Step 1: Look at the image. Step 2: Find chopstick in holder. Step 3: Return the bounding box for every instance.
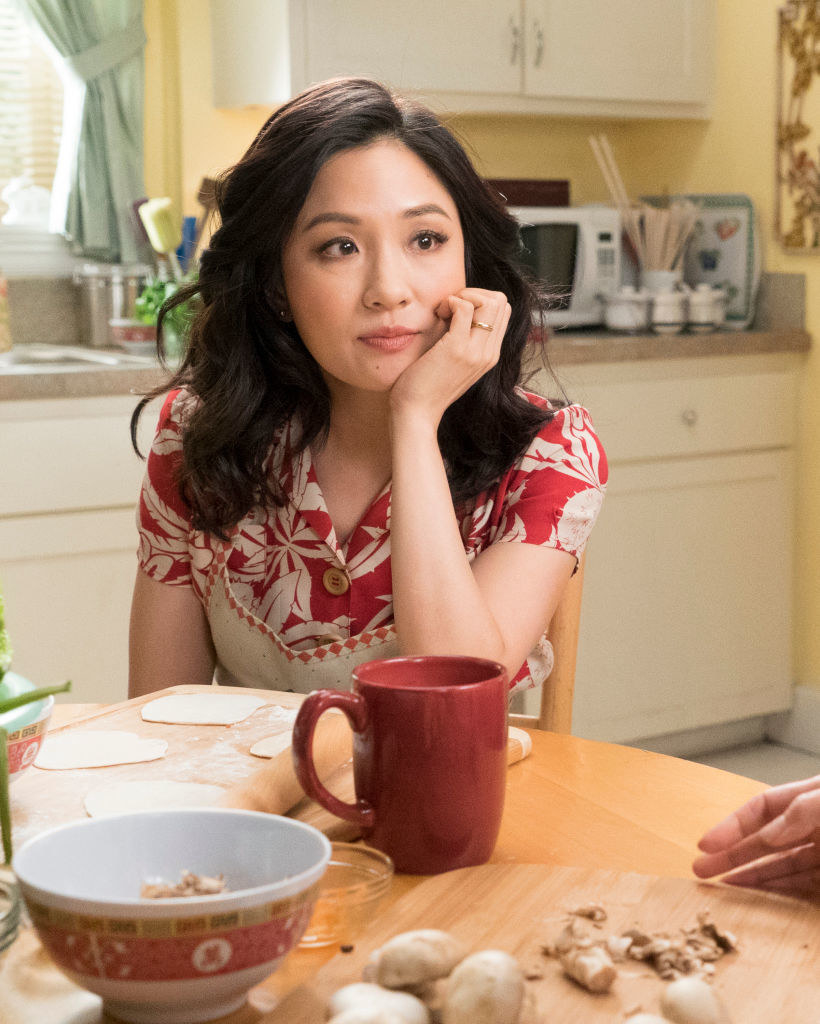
[667,199,699,271]
[589,133,646,268]
[597,135,632,210]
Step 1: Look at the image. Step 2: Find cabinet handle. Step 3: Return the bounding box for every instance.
[509,16,521,65]
[681,408,698,426]
[532,20,544,67]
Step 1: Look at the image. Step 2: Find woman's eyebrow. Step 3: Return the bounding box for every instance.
[303,211,359,231]
[403,203,451,220]
[302,203,451,232]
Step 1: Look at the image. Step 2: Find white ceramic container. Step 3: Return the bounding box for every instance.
[650,289,688,335]
[13,810,331,1024]
[687,283,727,333]
[602,286,652,332]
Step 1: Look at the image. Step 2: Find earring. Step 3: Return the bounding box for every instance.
[279,308,293,322]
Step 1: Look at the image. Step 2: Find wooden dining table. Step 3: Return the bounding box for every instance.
[4,698,815,1023]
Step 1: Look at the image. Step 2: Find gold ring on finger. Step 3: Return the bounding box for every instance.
[471,320,494,332]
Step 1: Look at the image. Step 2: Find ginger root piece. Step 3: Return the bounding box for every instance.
[661,976,732,1024]
[369,929,467,989]
[571,903,607,922]
[560,945,617,994]
[442,950,525,1024]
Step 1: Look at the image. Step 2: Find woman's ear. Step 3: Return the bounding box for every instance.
[267,284,292,321]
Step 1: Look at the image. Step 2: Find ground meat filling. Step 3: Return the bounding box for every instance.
[140,870,227,899]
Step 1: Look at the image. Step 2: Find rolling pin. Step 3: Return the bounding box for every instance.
[220,722,532,819]
[221,711,353,815]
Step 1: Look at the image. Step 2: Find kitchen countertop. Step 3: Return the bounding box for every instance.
[544,325,811,365]
[0,328,811,401]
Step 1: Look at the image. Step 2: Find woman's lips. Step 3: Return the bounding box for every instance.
[358,327,420,352]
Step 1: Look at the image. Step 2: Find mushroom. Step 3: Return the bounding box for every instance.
[560,945,617,994]
[442,949,524,1024]
[660,976,732,1024]
[368,929,467,989]
[624,1016,672,1024]
[327,982,430,1024]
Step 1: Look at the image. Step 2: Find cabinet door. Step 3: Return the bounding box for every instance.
[524,0,713,108]
[298,0,522,96]
[0,510,136,704]
[572,449,793,744]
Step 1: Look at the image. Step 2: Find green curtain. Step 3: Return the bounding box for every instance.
[20,0,147,264]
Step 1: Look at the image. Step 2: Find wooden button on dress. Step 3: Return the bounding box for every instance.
[322,566,350,596]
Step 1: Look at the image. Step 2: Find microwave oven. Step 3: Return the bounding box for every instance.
[509,204,622,327]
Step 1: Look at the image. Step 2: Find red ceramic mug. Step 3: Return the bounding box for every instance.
[291,656,509,875]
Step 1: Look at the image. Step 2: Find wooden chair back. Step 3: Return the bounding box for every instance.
[509,553,586,733]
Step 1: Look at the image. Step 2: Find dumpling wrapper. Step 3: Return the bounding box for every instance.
[249,709,343,758]
[84,780,226,817]
[249,732,292,759]
[141,692,267,726]
[34,730,167,770]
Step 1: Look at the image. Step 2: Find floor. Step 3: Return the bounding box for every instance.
[691,741,820,786]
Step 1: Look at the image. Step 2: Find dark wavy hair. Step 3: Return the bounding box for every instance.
[132,77,559,538]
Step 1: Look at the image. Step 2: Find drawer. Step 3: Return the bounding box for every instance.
[541,369,798,462]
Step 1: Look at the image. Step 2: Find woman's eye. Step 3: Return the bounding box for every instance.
[319,238,358,257]
[413,231,448,252]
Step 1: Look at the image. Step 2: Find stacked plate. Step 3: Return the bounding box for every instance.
[0,225,76,279]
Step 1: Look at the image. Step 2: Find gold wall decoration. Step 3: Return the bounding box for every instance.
[777,1,820,248]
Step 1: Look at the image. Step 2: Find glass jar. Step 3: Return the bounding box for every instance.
[0,874,20,953]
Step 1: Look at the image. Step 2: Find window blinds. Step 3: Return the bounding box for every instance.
[0,0,63,208]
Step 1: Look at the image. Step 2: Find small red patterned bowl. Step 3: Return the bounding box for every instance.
[0,671,54,784]
[13,810,331,1023]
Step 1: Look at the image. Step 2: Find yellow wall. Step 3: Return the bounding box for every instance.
[144,0,820,692]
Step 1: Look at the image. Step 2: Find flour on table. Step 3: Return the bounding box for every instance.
[34,730,168,770]
[249,705,344,757]
[140,692,267,726]
[249,732,293,758]
[84,780,226,817]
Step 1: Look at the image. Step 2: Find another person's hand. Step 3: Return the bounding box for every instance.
[692,774,820,898]
[389,288,511,426]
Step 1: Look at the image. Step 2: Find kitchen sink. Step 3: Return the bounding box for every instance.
[0,344,159,374]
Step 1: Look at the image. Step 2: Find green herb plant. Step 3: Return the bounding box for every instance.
[134,274,199,361]
[0,585,70,864]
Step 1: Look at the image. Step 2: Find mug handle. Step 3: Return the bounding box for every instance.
[291,689,375,828]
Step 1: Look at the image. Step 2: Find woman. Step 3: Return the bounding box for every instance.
[128,77,607,699]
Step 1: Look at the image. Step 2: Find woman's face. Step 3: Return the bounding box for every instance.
[281,139,467,397]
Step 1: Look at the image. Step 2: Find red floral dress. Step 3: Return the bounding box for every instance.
[136,389,607,691]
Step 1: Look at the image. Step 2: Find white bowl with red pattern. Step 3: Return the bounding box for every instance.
[0,671,54,783]
[13,810,331,1023]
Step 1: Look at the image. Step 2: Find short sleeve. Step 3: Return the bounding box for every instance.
[135,390,195,587]
[492,403,607,560]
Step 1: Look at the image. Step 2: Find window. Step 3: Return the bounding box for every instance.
[0,0,64,218]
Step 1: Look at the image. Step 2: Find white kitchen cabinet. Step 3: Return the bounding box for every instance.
[0,395,158,704]
[523,1,714,113]
[210,0,715,119]
[526,352,799,744]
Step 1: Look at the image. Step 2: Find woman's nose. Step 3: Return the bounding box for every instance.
[362,251,411,309]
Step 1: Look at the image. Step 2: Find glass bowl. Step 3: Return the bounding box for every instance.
[299,842,394,949]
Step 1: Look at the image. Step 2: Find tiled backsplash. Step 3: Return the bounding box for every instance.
[4,271,806,351]
[7,277,80,347]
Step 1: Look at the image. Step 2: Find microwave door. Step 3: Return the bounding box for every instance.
[520,222,575,318]
[520,222,604,327]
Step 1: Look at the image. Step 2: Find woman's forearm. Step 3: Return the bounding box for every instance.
[389,409,508,666]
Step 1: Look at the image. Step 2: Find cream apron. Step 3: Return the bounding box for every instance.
[203,535,400,693]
